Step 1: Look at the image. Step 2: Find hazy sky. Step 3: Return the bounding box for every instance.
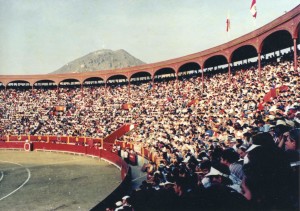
[0,0,299,75]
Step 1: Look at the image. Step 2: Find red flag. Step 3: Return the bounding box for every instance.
[250,0,257,18]
[226,16,230,32]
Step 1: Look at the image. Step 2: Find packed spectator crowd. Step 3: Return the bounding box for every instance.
[109,58,300,210]
[0,55,299,210]
[0,85,131,138]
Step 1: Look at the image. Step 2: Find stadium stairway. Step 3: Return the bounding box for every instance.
[129,158,147,191]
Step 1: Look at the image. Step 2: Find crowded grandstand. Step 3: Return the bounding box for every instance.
[0,4,300,211]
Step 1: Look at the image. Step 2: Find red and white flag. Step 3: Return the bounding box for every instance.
[250,0,257,18]
[226,15,230,32]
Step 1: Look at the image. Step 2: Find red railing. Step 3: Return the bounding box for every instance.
[1,135,102,145]
[1,123,136,148]
[104,124,136,143]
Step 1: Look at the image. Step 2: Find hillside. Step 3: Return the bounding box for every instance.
[50,49,146,74]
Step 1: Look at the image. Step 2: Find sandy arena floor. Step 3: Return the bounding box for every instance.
[0,150,121,211]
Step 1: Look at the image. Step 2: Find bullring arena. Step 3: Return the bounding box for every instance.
[0,4,300,211]
[0,150,120,211]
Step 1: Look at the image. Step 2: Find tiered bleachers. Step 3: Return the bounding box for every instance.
[0,58,299,210]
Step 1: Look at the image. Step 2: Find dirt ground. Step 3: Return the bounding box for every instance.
[0,150,121,211]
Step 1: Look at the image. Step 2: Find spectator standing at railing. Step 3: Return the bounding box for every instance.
[122,147,129,164]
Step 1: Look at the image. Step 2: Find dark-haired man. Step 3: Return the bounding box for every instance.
[221,149,244,180]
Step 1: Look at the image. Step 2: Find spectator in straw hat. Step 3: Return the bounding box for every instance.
[114,201,123,210]
[115,195,134,211]
[200,163,248,210]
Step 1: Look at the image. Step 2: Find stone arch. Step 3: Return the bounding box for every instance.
[130,71,152,84]
[83,77,105,87]
[33,79,57,89]
[107,74,128,86]
[203,55,228,74]
[7,80,31,90]
[178,62,201,80]
[230,45,258,71]
[259,30,293,63]
[153,67,176,82]
[58,78,81,88]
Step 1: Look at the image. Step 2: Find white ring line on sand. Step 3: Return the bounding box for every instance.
[0,171,3,182]
[0,159,85,174]
[0,161,31,201]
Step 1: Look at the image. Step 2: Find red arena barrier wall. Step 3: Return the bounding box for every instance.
[33,142,87,154]
[0,140,130,181]
[0,141,24,149]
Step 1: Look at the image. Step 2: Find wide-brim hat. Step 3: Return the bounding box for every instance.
[115,201,122,207]
[205,167,229,177]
